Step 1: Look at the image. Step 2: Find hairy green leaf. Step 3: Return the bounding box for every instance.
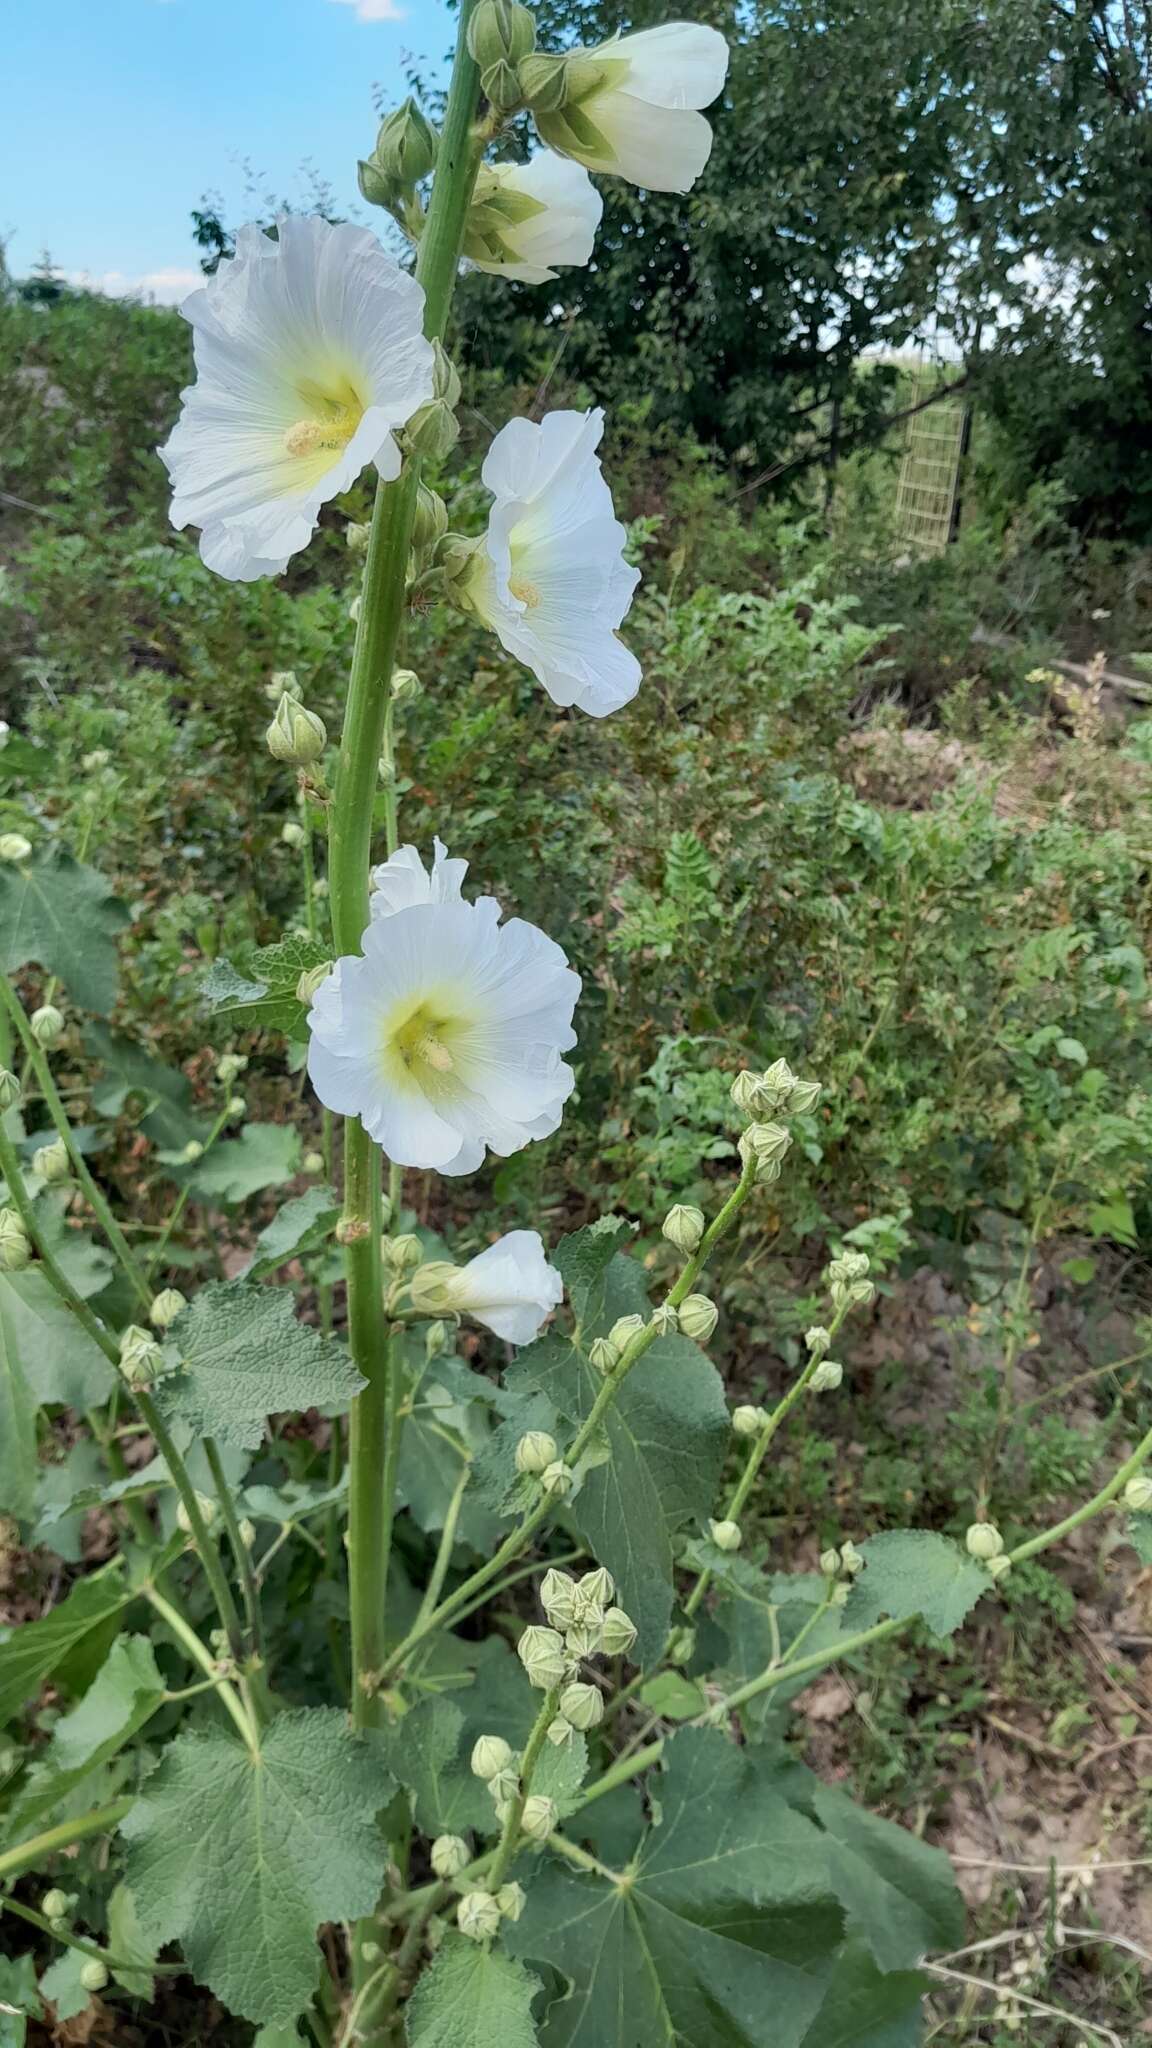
[38,1951,88,2025]
[199,936,328,1041]
[0,1954,41,2047]
[555,1218,636,1321]
[157,1280,363,1448]
[120,1709,391,2026]
[844,1531,989,1639]
[405,1936,541,2048]
[0,1563,129,1724]
[0,851,129,1013]
[188,1123,302,1203]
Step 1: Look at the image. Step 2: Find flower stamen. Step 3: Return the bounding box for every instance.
[509,576,541,609]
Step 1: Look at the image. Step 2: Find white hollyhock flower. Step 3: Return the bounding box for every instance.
[534,23,730,194]
[465,154,603,286]
[160,216,435,581]
[369,836,472,918]
[461,408,641,718]
[307,849,580,1173]
[413,1231,564,1344]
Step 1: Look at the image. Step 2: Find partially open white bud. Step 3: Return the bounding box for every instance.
[559,1680,604,1731]
[965,1521,1004,1562]
[732,1405,766,1437]
[810,1359,843,1393]
[662,1204,705,1254]
[709,1519,743,1553]
[470,1734,513,1781]
[431,1833,470,1879]
[521,1793,557,1842]
[515,1430,558,1476]
[149,1288,186,1331]
[517,1624,567,1689]
[679,1294,718,1342]
[296,962,331,1005]
[457,1890,501,1942]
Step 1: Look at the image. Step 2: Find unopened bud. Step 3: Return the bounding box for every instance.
[667,1625,696,1666]
[739,1122,792,1180]
[574,1566,613,1618]
[607,1313,644,1354]
[564,1619,602,1661]
[650,1302,678,1336]
[838,1539,864,1576]
[405,344,462,461]
[805,1326,832,1355]
[678,1294,718,1342]
[599,1605,638,1658]
[0,1067,21,1112]
[266,692,326,765]
[181,1139,204,1163]
[849,1278,876,1306]
[519,51,570,113]
[302,1150,325,1174]
[521,1793,557,1842]
[79,1958,108,1992]
[786,1077,822,1114]
[515,1430,558,1476]
[412,482,449,560]
[517,1624,567,1689]
[424,1320,449,1360]
[546,1715,574,1746]
[391,666,423,704]
[732,1405,767,1437]
[709,1519,743,1553]
[471,1734,513,1781]
[589,1335,620,1374]
[965,1521,1004,1561]
[149,1288,186,1331]
[31,1004,64,1049]
[1124,1475,1152,1512]
[486,1766,519,1810]
[41,1889,70,1922]
[0,1210,31,1272]
[281,820,307,850]
[662,1203,704,1254]
[0,832,32,863]
[215,1052,247,1085]
[431,1833,470,1879]
[175,1491,219,1535]
[296,963,332,1006]
[226,1095,246,1119]
[496,1880,526,1922]
[373,98,438,191]
[820,1547,841,1578]
[384,1232,423,1274]
[120,1324,165,1387]
[810,1359,843,1393]
[267,670,299,701]
[469,0,536,77]
[457,1890,501,1942]
[540,1567,580,1630]
[238,1518,257,1549]
[541,1459,572,1495]
[559,1680,604,1731]
[36,1136,71,1183]
[346,520,370,554]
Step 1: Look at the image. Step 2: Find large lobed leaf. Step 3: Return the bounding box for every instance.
[844,1530,989,1639]
[0,851,129,1014]
[199,935,329,1042]
[405,1937,541,2048]
[157,1280,363,1448]
[120,1709,392,2026]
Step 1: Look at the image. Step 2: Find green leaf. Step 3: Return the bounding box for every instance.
[157,1280,363,1449]
[506,1728,850,2048]
[809,1780,964,1969]
[108,1880,159,2003]
[0,851,129,1013]
[405,1936,542,2048]
[199,935,328,1042]
[38,1950,89,2025]
[0,1269,116,1521]
[639,1671,708,1720]
[507,1256,729,1662]
[398,1348,501,1551]
[844,1531,989,1639]
[555,1219,636,1321]
[1125,1514,1152,1565]
[47,1634,165,1774]
[796,1945,925,2048]
[84,1023,212,1153]
[120,1709,392,2026]
[246,1185,339,1279]
[0,1563,129,1724]
[188,1123,302,1203]
[0,1955,41,2047]
[32,1439,106,1563]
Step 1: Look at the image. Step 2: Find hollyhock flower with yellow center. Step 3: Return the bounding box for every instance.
[160,216,435,581]
[307,842,580,1174]
[459,408,641,718]
[463,153,603,286]
[531,23,730,195]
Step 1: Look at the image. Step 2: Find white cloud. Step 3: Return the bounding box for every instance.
[63,266,202,307]
[328,0,407,19]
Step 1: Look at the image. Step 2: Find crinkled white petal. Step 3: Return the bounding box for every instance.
[445,1230,564,1344]
[471,409,641,718]
[370,837,475,916]
[160,215,436,581]
[472,155,603,286]
[306,886,580,1175]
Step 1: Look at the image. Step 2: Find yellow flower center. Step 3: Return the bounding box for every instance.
[282,373,366,466]
[383,997,470,1097]
[509,575,541,609]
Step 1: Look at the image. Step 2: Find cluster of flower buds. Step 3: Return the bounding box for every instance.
[0,1207,31,1273]
[359,98,439,229]
[42,1888,75,1933]
[819,1539,864,1601]
[512,1565,638,1745]
[965,1520,1011,1580]
[215,1052,248,1088]
[826,1250,875,1313]
[589,1312,644,1375]
[731,1059,821,1121]
[467,1733,559,1857]
[266,690,327,766]
[467,0,538,111]
[737,1120,792,1187]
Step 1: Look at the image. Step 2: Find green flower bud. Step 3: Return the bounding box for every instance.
[175,1490,218,1535]
[589,1335,620,1374]
[36,1136,71,1184]
[302,1150,325,1175]
[662,1203,705,1254]
[732,1405,767,1437]
[785,1077,822,1114]
[226,1095,246,1119]
[79,1958,108,1993]
[574,1565,614,1618]
[518,50,570,113]
[0,1067,22,1112]
[849,1278,876,1306]
[457,1890,501,1942]
[666,1626,695,1666]
[41,1889,70,1921]
[599,1605,638,1658]
[564,1619,602,1661]
[267,670,299,701]
[431,1833,471,1879]
[819,1547,841,1578]
[607,1313,644,1354]
[541,1459,572,1496]
[487,1766,519,1809]
[559,1680,604,1731]
[830,1580,850,1606]
[384,1233,423,1274]
[0,832,32,863]
[517,1624,567,1689]
[468,0,536,73]
[408,1259,460,1312]
[650,1302,679,1336]
[424,1320,450,1361]
[183,1139,205,1164]
[346,520,370,555]
[82,747,111,771]
[729,1069,766,1116]
[1124,1475,1152,1512]
[805,1326,832,1356]
[238,1517,257,1549]
[360,1940,382,1962]
[470,1733,513,1781]
[31,1004,65,1049]
[521,1793,557,1842]
[358,155,397,210]
[986,1554,1012,1582]
[515,1430,558,1476]
[281,819,306,850]
[149,1288,186,1331]
[678,1294,718,1342]
[810,1359,843,1393]
[0,1209,31,1272]
[496,1880,526,1922]
[391,665,424,704]
[215,1052,248,1086]
[539,1567,580,1630]
[739,1122,792,1181]
[546,1714,575,1746]
[709,1519,742,1553]
[405,342,462,460]
[838,1539,864,1576]
[965,1521,1004,1562]
[266,692,327,765]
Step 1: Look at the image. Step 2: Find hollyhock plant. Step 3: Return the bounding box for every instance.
[529,22,730,194]
[160,215,435,580]
[409,1229,564,1343]
[459,407,641,717]
[463,152,603,284]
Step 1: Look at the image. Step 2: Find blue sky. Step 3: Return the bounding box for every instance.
[3,0,455,299]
